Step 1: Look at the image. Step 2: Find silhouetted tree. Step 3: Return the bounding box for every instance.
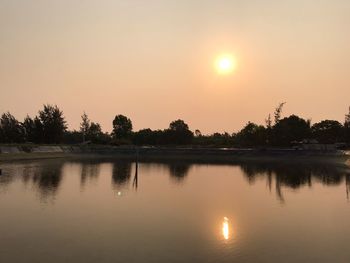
[87,122,105,143]
[272,115,311,146]
[345,107,350,144]
[274,102,286,124]
[22,115,45,143]
[265,114,272,129]
[80,112,90,143]
[169,119,189,131]
[133,128,156,145]
[63,130,82,144]
[0,125,3,143]
[78,112,108,144]
[192,132,235,146]
[22,115,36,142]
[0,112,24,143]
[1,102,349,148]
[195,129,202,137]
[112,114,132,139]
[166,119,193,144]
[312,120,343,143]
[263,102,286,146]
[265,114,273,145]
[39,104,67,144]
[234,122,267,147]
[346,107,350,125]
[32,116,44,143]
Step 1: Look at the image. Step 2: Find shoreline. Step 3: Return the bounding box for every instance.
[0,145,349,166]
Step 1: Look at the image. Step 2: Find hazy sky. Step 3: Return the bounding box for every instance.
[1,0,349,134]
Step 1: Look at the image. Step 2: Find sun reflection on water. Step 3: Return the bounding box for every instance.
[222,217,230,240]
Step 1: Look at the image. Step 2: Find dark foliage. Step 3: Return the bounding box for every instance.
[1,104,349,148]
[345,107,350,144]
[80,112,90,142]
[22,115,35,143]
[193,132,234,146]
[39,104,67,144]
[312,120,343,143]
[133,128,158,145]
[63,130,83,144]
[79,112,110,144]
[87,122,104,143]
[274,102,286,125]
[271,115,311,146]
[234,122,267,147]
[112,115,133,139]
[0,112,24,143]
[165,119,194,145]
[132,120,193,145]
[22,115,44,143]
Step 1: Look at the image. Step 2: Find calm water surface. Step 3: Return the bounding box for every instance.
[0,159,350,262]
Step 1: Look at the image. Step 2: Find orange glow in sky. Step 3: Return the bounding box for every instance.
[216,55,236,74]
[0,1,349,133]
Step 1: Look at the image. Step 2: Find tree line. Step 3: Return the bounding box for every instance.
[0,103,350,147]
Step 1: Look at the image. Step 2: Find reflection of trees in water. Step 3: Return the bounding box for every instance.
[80,162,100,188]
[0,168,15,193]
[0,165,39,193]
[168,163,191,183]
[0,161,65,201]
[127,161,191,186]
[132,162,138,190]
[31,163,64,201]
[240,162,350,202]
[111,161,132,188]
[242,164,313,188]
[346,175,350,200]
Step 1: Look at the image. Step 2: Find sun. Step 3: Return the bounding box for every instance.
[215,55,236,74]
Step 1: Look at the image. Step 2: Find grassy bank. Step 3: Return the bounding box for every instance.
[0,145,349,166]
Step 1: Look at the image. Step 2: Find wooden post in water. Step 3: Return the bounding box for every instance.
[136,146,139,164]
[133,147,139,190]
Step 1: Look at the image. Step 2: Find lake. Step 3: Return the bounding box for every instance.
[0,159,350,262]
